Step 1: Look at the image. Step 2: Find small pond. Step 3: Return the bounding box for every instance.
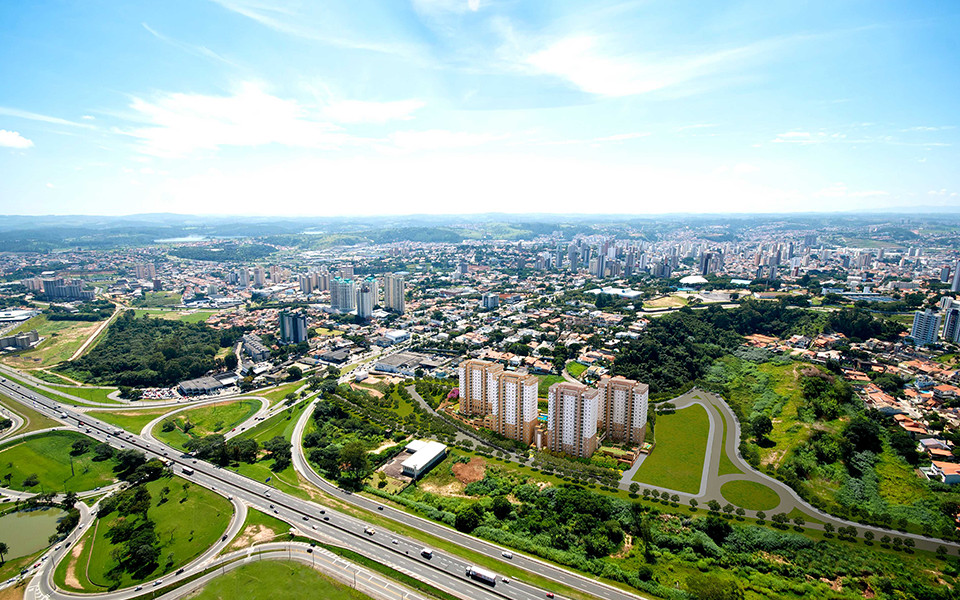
[0,507,67,559]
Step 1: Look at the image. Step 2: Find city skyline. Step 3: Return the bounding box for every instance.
[1,1,958,216]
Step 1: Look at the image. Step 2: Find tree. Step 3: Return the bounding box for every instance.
[707,499,721,512]
[793,516,805,528]
[224,352,238,370]
[735,507,745,518]
[689,498,698,510]
[750,414,773,441]
[771,512,789,526]
[671,494,680,504]
[629,483,640,495]
[642,488,650,499]
[0,541,7,564]
[686,573,744,600]
[491,496,512,520]
[823,522,834,536]
[755,511,765,522]
[338,441,370,486]
[722,503,734,516]
[62,491,79,509]
[936,545,948,559]
[903,538,915,552]
[263,436,292,471]
[863,530,874,543]
[286,366,302,381]
[455,503,483,533]
[880,535,891,546]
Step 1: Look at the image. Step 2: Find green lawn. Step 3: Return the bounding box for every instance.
[230,460,312,502]
[720,480,781,511]
[155,400,260,450]
[537,374,565,398]
[135,292,182,308]
[47,385,121,404]
[565,361,587,379]
[632,403,709,494]
[238,401,309,445]
[131,309,218,323]
[260,381,305,406]
[189,560,372,600]
[0,431,117,492]
[87,407,181,434]
[223,508,291,553]
[55,475,232,591]
[0,393,60,433]
[714,407,742,477]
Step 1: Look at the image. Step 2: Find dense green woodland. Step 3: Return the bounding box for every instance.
[613,300,903,394]
[168,243,276,262]
[62,312,244,386]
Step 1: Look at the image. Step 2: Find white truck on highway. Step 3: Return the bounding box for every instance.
[181,466,194,475]
[465,566,497,585]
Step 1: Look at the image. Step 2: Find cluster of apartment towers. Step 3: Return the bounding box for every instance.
[458,359,648,458]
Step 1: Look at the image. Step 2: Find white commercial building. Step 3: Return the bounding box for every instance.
[401,440,447,478]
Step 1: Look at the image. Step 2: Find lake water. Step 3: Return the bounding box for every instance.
[0,507,67,559]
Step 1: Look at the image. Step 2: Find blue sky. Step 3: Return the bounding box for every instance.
[1,0,958,216]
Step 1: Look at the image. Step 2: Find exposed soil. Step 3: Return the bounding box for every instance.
[64,537,85,589]
[452,457,486,484]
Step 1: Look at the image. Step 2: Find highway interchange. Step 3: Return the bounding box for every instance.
[0,374,645,600]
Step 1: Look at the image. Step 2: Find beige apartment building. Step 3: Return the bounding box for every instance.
[458,359,539,445]
[546,381,599,458]
[597,375,649,444]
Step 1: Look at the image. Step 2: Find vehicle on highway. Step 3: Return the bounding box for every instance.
[502,551,513,559]
[182,466,194,475]
[420,548,433,558]
[364,527,376,535]
[466,565,498,585]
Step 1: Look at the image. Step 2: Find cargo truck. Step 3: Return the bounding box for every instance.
[465,566,497,585]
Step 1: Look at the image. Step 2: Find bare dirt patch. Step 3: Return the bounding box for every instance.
[64,537,85,589]
[452,457,486,484]
[352,383,384,398]
[611,534,633,559]
[226,524,281,552]
[0,584,26,600]
[421,481,466,497]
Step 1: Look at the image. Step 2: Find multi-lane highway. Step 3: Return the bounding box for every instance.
[0,375,644,600]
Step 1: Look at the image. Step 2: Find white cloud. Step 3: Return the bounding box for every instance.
[0,106,95,129]
[142,23,238,67]
[81,115,96,120]
[521,35,767,97]
[122,82,355,156]
[322,99,425,124]
[46,182,55,188]
[815,183,888,199]
[0,129,34,149]
[902,125,953,132]
[386,129,504,151]
[412,0,481,14]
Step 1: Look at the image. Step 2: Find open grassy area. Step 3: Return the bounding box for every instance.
[0,431,118,492]
[714,406,742,477]
[1,315,105,369]
[260,381,305,406]
[131,309,218,323]
[188,560,372,600]
[642,294,688,310]
[0,393,60,434]
[55,475,232,591]
[230,460,315,502]
[135,292,182,308]
[223,508,291,553]
[537,374,565,398]
[237,401,309,445]
[87,407,180,434]
[155,399,260,450]
[29,369,76,385]
[632,403,709,494]
[565,361,587,379]
[46,384,121,404]
[720,480,781,511]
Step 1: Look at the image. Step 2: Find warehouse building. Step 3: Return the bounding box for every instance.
[401,440,447,479]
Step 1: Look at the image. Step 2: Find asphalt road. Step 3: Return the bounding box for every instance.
[0,376,632,600]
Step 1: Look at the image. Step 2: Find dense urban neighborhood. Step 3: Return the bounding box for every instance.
[0,215,958,600]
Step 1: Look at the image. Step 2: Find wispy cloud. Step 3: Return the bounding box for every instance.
[0,130,34,149]
[208,0,424,58]
[519,34,773,98]
[121,82,352,156]
[386,129,505,151]
[142,23,239,67]
[0,106,95,129]
[901,125,954,132]
[322,99,425,124]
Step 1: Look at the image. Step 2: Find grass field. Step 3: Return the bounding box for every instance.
[260,381,305,406]
[565,361,587,379]
[0,393,60,434]
[131,309,218,323]
[0,431,117,492]
[720,480,781,511]
[135,292,182,308]
[47,385,121,404]
[0,315,105,369]
[55,475,232,591]
[714,407,742,477]
[87,407,180,434]
[155,400,260,450]
[537,374,565,398]
[188,560,372,600]
[632,403,709,494]
[223,508,291,553]
[642,295,688,309]
[237,401,309,445]
[30,369,76,385]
